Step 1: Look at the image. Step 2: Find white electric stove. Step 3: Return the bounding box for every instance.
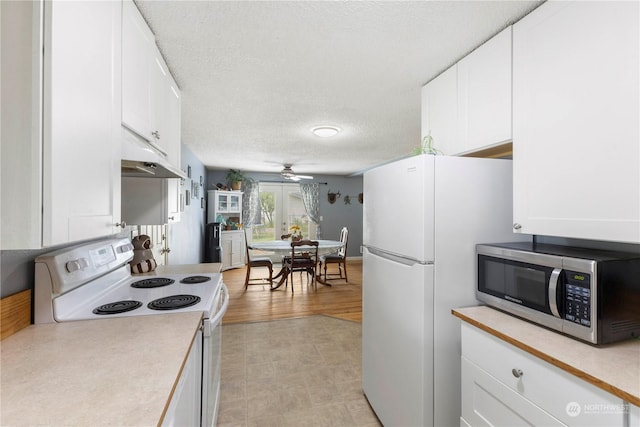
[33,237,228,427]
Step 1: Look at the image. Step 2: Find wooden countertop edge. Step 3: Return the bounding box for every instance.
[157,312,203,426]
[452,309,640,407]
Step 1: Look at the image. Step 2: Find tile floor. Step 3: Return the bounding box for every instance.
[217,316,381,427]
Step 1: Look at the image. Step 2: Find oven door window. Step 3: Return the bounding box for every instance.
[479,255,554,314]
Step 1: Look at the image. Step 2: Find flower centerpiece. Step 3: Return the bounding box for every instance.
[289,225,302,241]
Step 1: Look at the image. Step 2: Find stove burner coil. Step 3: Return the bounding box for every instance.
[93,300,143,315]
[131,278,175,288]
[147,295,201,311]
[180,275,211,284]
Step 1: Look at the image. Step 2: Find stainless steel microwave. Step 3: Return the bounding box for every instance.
[476,242,640,344]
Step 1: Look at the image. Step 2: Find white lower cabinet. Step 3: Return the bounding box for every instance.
[461,324,627,426]
[221,230,245,270]
[162,330,202,427]
[630,404,640,427]
[461,356,564,426]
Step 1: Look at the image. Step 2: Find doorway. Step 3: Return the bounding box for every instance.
[252,183,317,244]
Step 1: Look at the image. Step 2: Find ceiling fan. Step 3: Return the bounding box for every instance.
[281,164,313,181]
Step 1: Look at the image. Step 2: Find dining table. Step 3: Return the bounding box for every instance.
[248,239,344,290]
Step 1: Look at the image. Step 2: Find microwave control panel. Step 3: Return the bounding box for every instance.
[563,271,591,327]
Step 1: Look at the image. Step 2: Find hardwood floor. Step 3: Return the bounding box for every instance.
[221,259,363,324]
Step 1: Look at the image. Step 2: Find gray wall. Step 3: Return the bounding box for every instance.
[207,170,363,258]
[168,145,208,264]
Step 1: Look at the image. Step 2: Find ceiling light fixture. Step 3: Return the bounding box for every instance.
[311,125,341,138]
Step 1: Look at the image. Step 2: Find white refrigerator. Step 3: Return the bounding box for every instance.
[362,154,528,426]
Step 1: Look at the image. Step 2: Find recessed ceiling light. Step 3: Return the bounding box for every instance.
[311,125,341,138]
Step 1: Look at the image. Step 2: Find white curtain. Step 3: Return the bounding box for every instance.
[242,180,260,228]
[300,183,321,239]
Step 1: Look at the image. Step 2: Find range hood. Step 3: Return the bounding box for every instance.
[121,133,187,179]
[121,160,186,178]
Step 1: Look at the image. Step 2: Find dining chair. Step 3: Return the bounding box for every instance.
[283,239,319,293]
[243,230,273,289]
[320,227,349,283]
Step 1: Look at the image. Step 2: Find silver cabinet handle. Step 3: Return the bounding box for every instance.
[513,223,522,230]
[115,221,127,228]
[512,368,524,378]
[168,216,175,221]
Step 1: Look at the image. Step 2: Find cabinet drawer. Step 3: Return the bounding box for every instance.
[461,324,626,426]
[462,356,565,426]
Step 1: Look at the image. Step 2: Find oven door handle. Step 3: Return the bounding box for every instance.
[203,284,229,337]
[549,268,562,318]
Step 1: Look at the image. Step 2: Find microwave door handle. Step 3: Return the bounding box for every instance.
[549,268,562,318]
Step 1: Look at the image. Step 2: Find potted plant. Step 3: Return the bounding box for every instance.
[225,169,245,191]
[412,132,442,156]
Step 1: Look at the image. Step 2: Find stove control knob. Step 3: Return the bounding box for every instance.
[116,243,133,253]
[66,258,89,273]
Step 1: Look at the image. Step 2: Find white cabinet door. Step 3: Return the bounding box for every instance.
[421,65,460,155]
[457,26,512,153]
[220,231,245,270]
[122,0,181,169]
[43,0,122,246]
[151,48,182,167]
[1,0,44,249]
[162,330,202,426]
[512,1,640,243]
[630,404,640,427]
[122,0,154,142]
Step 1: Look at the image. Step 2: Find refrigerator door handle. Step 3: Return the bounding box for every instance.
[365,246,431,266]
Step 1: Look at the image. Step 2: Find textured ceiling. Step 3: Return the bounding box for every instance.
[135,0,541,176]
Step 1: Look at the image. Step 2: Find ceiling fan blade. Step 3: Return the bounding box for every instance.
[296,175,313,180]
[287,175,301,181]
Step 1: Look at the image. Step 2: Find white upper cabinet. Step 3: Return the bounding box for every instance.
[457,26,512,153]
[421,26,513,156]
[512,1,640,243]
[1,0,124,249]
[152,50,182,166]
[421,65,460,155]
[122,0,181,168]
[122,0,154,142]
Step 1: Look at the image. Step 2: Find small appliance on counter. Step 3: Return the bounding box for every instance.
[476,242,640,344]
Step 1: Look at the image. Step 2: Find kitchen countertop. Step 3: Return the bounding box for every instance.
[0,311,203,426]
[452,306,640,406]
